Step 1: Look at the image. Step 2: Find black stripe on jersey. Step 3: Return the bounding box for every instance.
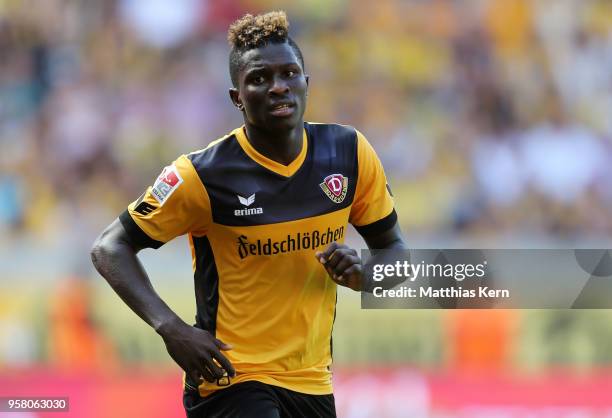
[192,236,220,336]
[354,209,398,237]
[119,210,164,249]
[329,292,337,367]
[188,123,359,227]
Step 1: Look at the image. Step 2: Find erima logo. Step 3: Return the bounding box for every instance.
[238,194,255,206]
[235,193,263,216]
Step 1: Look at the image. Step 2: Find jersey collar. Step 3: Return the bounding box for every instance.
[234,125,308,178]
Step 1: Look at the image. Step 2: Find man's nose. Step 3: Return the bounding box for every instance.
[269,75,289,94]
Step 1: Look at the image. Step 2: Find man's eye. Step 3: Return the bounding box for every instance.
[286,71,296,78]
[252,76,265,84]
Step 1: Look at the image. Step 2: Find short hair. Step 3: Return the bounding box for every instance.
[227,11,305,87]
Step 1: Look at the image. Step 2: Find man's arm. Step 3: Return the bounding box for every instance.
[90,218,235,383]
[315,221,407,291]
[361,222,407,251]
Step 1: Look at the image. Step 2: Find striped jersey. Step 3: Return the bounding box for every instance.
[120,122,396,396]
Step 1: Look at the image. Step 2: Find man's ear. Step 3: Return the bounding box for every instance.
[229,88,243,110]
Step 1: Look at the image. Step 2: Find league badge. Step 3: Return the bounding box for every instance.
[151,164,183,205]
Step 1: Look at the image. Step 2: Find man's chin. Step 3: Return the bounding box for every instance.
[263,115,302,131]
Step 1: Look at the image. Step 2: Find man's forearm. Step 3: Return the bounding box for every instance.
[361,223,409,292]
[91,219,236,383]
[381,237,408,250]
[90,220,183,334]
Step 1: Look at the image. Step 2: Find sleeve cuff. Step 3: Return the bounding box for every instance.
[354,209,397,237]
[119,210,165,249]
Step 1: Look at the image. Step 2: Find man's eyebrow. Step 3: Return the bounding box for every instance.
[242,62,301,78]
[277,61,301,67]
[246,61,300,70]
[243,65,267,75]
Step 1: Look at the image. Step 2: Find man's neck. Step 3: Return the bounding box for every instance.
[243,122,304,166]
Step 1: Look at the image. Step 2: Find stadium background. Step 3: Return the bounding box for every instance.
[1,0,612,416]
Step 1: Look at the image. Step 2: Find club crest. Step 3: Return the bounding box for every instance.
[320,174,348,203]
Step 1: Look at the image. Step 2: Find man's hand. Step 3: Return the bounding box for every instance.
[315,242,364,291]
[157,318,235,384]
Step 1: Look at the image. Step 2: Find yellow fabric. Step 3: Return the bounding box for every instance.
[198,208,350,396]
[127,154,212,241]
[349,131,395,226]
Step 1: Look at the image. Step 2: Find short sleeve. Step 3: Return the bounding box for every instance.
[349,131,397,236]
[119,155,212,249]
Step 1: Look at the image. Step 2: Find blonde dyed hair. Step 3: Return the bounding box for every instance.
[227,11,304,87]
[228,11,289,49]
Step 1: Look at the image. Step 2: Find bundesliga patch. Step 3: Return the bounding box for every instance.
[320,174,348,203]
[151,164,183,205]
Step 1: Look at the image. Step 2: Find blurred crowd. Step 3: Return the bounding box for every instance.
[1,0,611,244]
[1,0,612,375]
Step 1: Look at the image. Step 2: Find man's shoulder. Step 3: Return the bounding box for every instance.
[305,122,359,162]
[186,127,242,170]
[305,121,357,143]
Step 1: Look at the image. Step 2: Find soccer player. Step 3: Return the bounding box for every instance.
[91,11,406,418]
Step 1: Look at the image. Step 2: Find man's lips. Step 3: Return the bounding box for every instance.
[269,102,295,117]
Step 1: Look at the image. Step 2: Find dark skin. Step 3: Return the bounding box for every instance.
[90,219,235,385]
[315,223,406,291]
[229,42,308,165]
[91,40,407,387]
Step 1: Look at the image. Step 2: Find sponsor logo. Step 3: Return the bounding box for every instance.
[237,226,345,259]
[151,164,183,205]
[235,207,263,216]
[237,193,255,206]
[235,193,263,217]
[320,174,348,203]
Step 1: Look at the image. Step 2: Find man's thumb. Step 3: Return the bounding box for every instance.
[214,338,233,350]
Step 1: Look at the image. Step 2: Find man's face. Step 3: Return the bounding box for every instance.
[231,42,308,132]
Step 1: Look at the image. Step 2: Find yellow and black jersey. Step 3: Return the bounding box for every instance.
[119,122,396,396]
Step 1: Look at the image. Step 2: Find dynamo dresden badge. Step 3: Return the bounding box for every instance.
[320,174,348,204]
